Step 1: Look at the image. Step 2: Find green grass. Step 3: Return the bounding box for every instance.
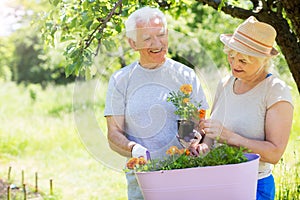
[0,81,127,200]
[0,78,299,199]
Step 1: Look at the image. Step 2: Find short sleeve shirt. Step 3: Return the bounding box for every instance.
[104,58,209,159]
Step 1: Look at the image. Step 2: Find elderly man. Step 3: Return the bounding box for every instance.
[104,6,208,199]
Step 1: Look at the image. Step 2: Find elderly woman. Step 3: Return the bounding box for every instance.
[196,16,293,200]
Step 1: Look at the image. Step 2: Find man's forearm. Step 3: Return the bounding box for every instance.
[108,131,136,157]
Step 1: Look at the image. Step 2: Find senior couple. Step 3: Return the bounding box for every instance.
[104,6,293,200]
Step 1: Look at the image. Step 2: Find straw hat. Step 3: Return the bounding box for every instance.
[220,16,279,57]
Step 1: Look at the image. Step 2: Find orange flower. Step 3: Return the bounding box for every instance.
[138,157,147,165]
[185,149,190,156]
[126,157,139,169]
[182,98,190,104]
[166,146,190,156]
[178,149,185,155]
[198,109,206,119]
[180,84,192,95]
[166,146,180,155]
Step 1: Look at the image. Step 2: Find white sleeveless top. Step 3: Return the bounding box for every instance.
[211,75,293,179]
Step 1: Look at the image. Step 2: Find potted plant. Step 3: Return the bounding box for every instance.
[125,84,260,200]
[125,145,260,200]
[167,84,205,146]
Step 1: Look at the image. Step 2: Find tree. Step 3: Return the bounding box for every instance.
[43,0,300,93]
[0,0,76,86]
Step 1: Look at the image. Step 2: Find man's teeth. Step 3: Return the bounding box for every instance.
[150,49,162,53]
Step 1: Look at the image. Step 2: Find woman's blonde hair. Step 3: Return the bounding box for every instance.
[223,46,272,71]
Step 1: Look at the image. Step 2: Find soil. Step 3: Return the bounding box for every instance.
[0,179,43,199]
[0,179,9,198]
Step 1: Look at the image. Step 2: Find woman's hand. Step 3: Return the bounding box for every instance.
[199,119,230,143]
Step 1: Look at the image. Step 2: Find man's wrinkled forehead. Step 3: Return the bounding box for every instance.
[136,18,166,33]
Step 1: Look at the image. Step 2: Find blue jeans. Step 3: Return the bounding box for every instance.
[126,171,144,200]
[256,174,275,200]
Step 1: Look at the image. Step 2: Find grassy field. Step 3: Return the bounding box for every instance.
[0,77,299,199]
[0,81,127,199]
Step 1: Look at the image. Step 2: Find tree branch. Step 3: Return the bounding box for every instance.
[276,1,283,17]
[84,0,123,54]
[250,0,262,13]
[261,0,268,10]
[195,0,255,19]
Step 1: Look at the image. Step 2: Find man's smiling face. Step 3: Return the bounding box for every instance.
[131,17,168,69]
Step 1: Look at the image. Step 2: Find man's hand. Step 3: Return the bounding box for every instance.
[131,144,151,160]
[188,132,210,157]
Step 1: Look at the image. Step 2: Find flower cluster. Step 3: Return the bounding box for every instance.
[126,157,147,170]
[166,146,190,156]
[167,84,203,120]
[125,144,249,172]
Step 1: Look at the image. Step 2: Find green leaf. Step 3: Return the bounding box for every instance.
[49,0,60,7]
[95,32,101,40]
[85,66,92,80]
[65,63,76,77]
[85,20,93,29]
[115,24,122,33]
[218,0,226,11]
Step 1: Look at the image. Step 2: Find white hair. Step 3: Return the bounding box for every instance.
[125,6,167,41]
[223,46,272,71]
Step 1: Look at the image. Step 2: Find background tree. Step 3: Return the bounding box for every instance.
[0,37,14,81]
[0,0,76,86]
[42,0,299,93]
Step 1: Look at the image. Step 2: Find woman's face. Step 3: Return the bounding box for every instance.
[228,52,264,80]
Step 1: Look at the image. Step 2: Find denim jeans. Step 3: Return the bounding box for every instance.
[126,171,144,200]
[256,174,275,200]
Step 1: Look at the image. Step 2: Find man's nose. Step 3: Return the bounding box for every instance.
[151,37,162,46]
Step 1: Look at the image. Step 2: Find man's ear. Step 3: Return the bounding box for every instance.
[128,38,137,50]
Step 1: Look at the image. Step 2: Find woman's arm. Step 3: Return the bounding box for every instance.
[201,101,293,164]
[232,101,293,164]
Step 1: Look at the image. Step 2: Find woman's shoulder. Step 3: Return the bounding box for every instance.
[219,75,234,88]
[266,75,290,91]
[265,75,293,106]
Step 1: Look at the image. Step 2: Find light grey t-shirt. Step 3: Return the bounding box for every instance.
[211,75,293,179]
[104,58,209,159]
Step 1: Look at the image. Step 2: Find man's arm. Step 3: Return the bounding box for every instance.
[106,115,136,157]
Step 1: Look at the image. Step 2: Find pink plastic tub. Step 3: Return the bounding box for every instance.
[135,153,259,200]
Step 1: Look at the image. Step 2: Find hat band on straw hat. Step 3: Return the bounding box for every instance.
[233,31,273,55]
